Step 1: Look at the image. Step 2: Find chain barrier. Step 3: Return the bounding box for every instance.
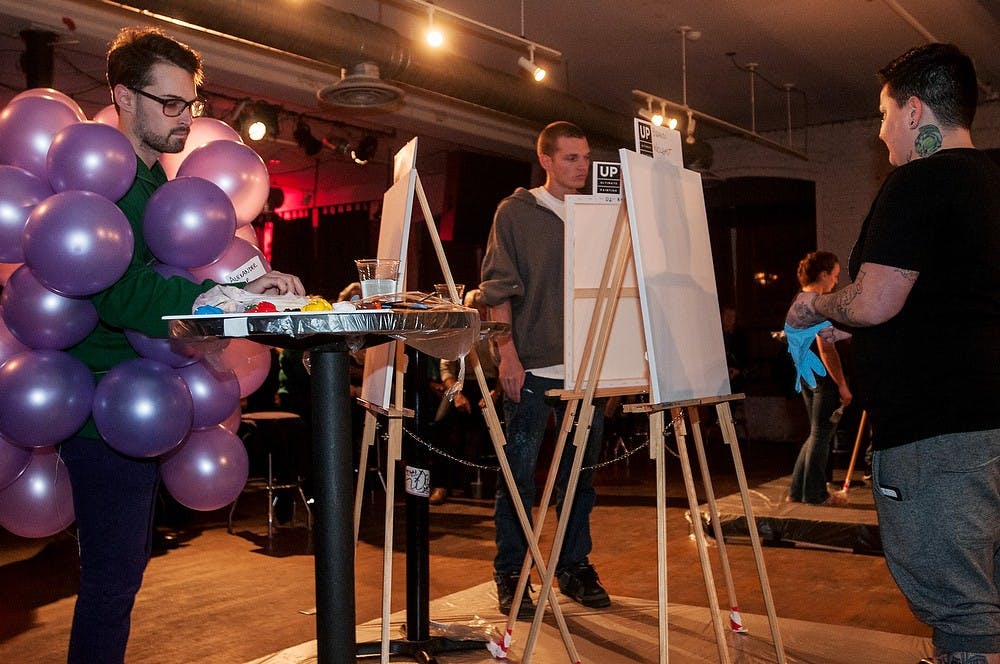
[396,418,675,473]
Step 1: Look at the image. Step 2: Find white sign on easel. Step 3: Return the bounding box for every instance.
[633,118,683,166]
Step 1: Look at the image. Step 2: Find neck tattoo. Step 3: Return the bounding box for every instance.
[914,124,943,158]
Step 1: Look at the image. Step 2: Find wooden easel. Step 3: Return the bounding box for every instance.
[517,157,786,663]
[351,158,584,662]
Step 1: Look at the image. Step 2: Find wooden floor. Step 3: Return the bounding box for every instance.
[0,438,928,663]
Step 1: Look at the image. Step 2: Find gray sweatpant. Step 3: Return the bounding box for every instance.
[872,428,1000,654]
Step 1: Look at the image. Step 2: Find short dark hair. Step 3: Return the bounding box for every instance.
[537,121,586,157]
[107,27,204,96]
[797,251,839,287]
[878,43,978,128]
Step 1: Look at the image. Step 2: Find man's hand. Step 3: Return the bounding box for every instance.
[452,391,472,414]
[245,270,305,296]
[498,352,525,403]
[785,291,825,328]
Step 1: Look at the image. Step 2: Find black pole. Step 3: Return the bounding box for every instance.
[404,349,431,642]
[19,30,56,89]
[310,347,355,663]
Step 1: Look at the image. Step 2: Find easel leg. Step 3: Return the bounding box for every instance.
[673,408,731,664]
[472,362,580,662]
[716,401,787,663]
[354,410,378,545]
[523,399,597,663]
[687,406,747,633]
[651,410,670,664]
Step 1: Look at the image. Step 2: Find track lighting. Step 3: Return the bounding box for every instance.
[517,46,546,82]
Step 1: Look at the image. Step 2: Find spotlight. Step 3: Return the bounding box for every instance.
[425,8,443,48]
[351,134,378,165]
[685,111,697,145]
[239,101,279,142]
[667,117,678,130]
[293,117,323,156]
[517,46,546,82]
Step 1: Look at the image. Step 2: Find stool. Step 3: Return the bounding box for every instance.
[228,411,312,538]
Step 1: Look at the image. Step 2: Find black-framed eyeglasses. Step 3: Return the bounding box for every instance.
[129,87,205,118]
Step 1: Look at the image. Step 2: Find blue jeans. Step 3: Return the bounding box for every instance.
[494,373,604,574]
[789,376,839,503]
[60,436,159,664]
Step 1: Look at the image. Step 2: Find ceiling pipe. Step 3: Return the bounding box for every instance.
[102,0,634,149]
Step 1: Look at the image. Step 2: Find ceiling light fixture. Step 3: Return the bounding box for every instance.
[351,134,378,165]
[517,45,546,82]
[240,101,280,142]
[293,116,323,156]
[425,7,443,48]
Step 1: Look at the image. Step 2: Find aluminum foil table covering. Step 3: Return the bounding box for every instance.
[165,305,480,360]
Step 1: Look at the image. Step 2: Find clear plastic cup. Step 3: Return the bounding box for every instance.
[355,258,400,298]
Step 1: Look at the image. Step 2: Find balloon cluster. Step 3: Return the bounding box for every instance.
[0,90,279,537]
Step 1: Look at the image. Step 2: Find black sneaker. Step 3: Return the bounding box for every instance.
[556,562,611,608]
[494,572,534,619]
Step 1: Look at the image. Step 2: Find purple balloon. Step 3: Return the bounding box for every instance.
[124,328,202,368]
[23,191,133,297]
[0,349,94,448]
[176,139,269,226]
[160,425,248,511]
[0,432,31,490]
[0,165,53,263]
[217,405,243,434]
[0,446,75,538]
[0,313,29,366]
[0,261,19,286]
[92,358,193,458]
[0,96,81,179]
[143,176,236,268]
[0,266,98,349]
[46,122,136,201]
[190,237,271,284]
[178,360,241,429]
[11,88,86,122]
[214,338,273,398]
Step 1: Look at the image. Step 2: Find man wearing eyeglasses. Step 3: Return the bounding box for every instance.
[59,27,304,664]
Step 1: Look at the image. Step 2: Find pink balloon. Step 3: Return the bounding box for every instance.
[0,432,31,490]
[142,176,236,268]
[0,96,81,179]
[92,358,193,458]
[177,140,269,226]
[159,118,241,179]
[92,104,119,126]
[190,237,270,285]
[0,446,74,538]
[160,425,248,511]
[178,360,241,429]
[218,405,243,434]
[215,338,273,398]
[23,191,134,297]
[11,88,86,122]
[46,122,136,201]
[0,165,53,263]
[234,223,259,247]
[0,265,98,349]
[0,349,94,448]
[0,261,19,285]
[0,313,30,366]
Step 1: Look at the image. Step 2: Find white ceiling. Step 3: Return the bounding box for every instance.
[1,0,998,202]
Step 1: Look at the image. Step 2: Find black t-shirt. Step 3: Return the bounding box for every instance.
[848,149,1000,449]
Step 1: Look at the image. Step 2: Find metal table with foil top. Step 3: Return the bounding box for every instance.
[167,305,480,664]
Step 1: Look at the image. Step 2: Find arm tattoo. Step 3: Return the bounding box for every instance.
[814,270,867,326]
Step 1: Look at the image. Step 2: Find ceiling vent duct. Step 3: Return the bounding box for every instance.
[317,62,403,109]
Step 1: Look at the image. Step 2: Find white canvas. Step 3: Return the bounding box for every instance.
[620,149,731,404]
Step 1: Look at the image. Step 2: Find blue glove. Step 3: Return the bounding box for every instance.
[783,322,831,392]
